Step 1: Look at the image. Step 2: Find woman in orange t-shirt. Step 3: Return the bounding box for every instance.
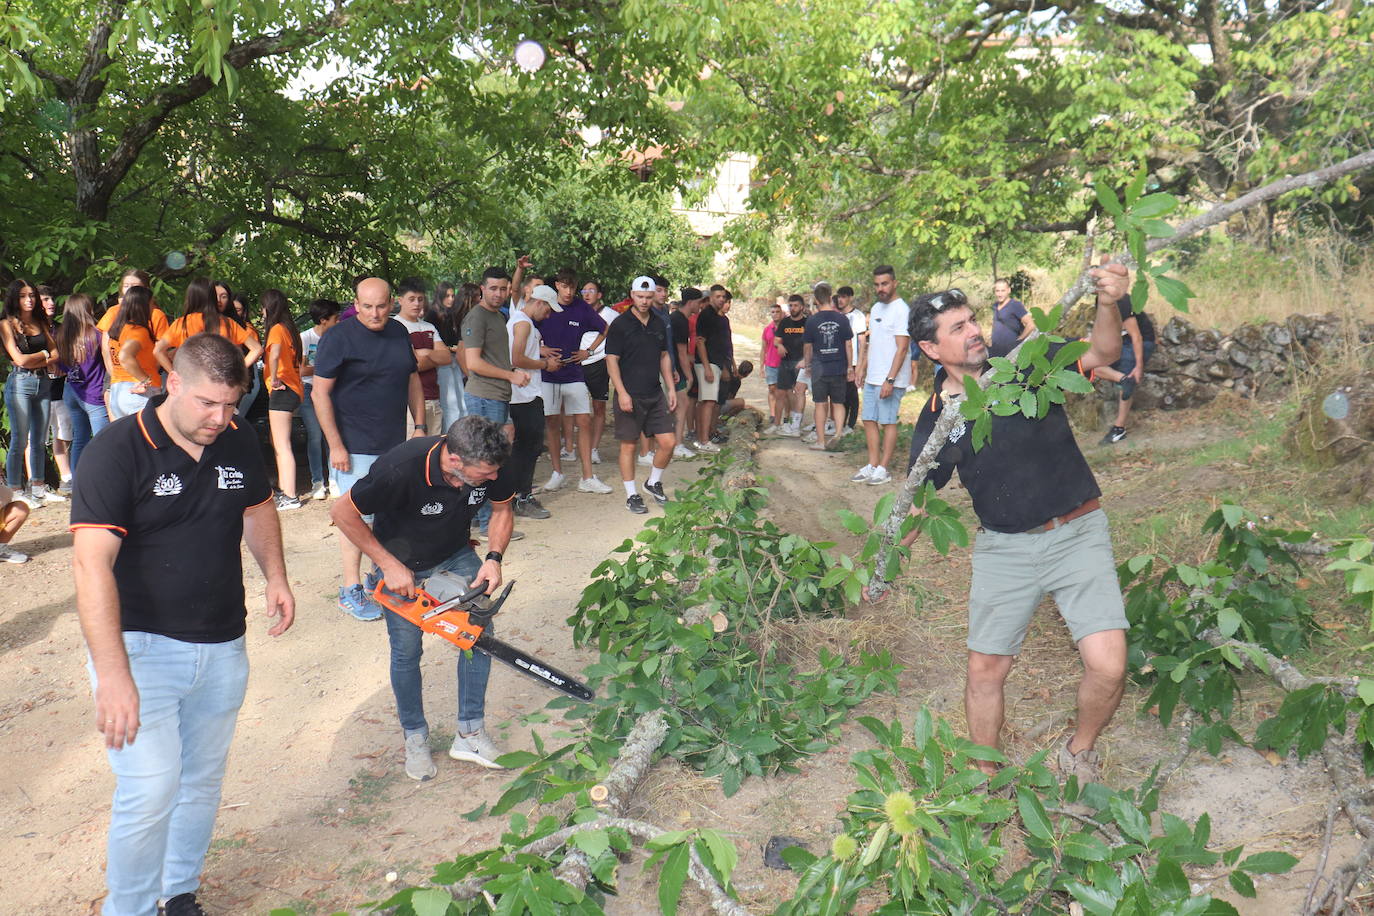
[154,277,262,372]
[107,286,162,419]
[261,289,304,509]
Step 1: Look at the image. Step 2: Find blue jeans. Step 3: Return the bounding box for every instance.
[108,381,158,420]
[370,548,491,737]
[65,385,110,482]
[4,368,51,488]
[463,393,509,425]
[237,363,262,417]
[89,632,249,916]
[438,363,467,431]
[299,382,326,488]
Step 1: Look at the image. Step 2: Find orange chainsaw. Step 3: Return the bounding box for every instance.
[372,573,594,701]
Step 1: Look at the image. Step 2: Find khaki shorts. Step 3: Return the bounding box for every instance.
[967,509,1128,655]
[694,363,721,400]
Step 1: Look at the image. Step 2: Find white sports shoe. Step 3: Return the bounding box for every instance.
[32,484,65,503]
[637,451,655,466]
[673,444,696,459]
[578,476,614,494]
[780,423,801,438]
[449,729,506,770]
[559,448,576,461]
[310,482,328,501]
[543,470,568,492]
[868,466,892,485]
[0,543,30,563]
[850,465,875,483]
[591,448,602,464]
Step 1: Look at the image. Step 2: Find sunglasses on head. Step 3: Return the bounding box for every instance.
[928,288,968,311]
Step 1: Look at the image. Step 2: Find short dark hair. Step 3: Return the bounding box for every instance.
[651,274,668,288]
[309,298,341,324]
[873,265,895,279]
[813,282,832,304]
[582,279,603,294]
[736,360,754,377]
[709,284,726,294]
[908,291,972,345]
[174,332,249,391]
[397,276,428,297]
[553,267,578,288]
[36,284,55,298]
[837,285,854,297]
[788,294,805,306]
[722,289,732,301]
[445,415,511,467]
[481,266,511,283]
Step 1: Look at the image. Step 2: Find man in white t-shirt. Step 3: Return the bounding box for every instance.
[575,279,621,464]
[507,285,563,519]
[852,265,910,485]
[393,277,452,435]
[838,285,865,435]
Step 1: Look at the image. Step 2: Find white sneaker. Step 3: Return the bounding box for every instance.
[578,476,614,494]
[311,482,328,501]
[840,426,854,438]
[763,424,778,435]
[802,422,816,434]
[801,430,818,444]
[559,448,576,461]
[404,732,437,781]
[825,420,836,436]
[15,490,43,509]
[850,465,875,483]
[693,440,721,453]
[33,485,66,503]
[591,448,602,464]
[673,444,696,459]
[868,466,892,485]
[543,470,567,492]
[637,451,655,466]
[449,729,506,769]
[0,543,30,563]
[780,423,801,438]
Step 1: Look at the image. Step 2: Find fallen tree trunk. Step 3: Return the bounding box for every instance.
[451,411,766,915]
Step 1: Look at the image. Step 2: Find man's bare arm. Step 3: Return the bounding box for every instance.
[74,528,139,749]
[242,498,295,636]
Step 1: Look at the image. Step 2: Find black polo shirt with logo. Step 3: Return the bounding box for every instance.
[348,436,516,572]
[604,310,669,399]
[906,342,1101,534]
[69,396,272,643]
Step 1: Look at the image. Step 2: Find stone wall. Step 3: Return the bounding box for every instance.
[1102,312,1374,411]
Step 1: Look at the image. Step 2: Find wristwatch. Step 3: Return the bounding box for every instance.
[413,424,424,430]
[485,551,503,563]
[885,377,896,384]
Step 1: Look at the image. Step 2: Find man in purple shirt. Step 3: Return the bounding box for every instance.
[536,267,613,494]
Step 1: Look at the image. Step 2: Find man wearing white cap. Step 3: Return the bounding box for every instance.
[605,277,677,513]
[507,286,564,518]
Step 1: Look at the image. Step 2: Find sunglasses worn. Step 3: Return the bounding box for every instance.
[928,288,968,311]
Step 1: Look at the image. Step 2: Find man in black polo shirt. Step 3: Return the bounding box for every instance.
[72,333,295,916]
[331,416,518,780]
[901,263,1131,785]
[606,276,677,514]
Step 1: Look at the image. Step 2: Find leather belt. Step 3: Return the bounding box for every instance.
[1025,497,1100,534]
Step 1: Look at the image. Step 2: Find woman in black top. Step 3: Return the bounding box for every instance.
[2,279,58,505]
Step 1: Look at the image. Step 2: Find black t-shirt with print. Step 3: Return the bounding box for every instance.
[349,436,516,572]
[1116,295,1156,343]
[777,315,808,361]
[69,396,273,642]
[906,342,1101,533]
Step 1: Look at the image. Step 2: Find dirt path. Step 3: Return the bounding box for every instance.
[0,434,711,915]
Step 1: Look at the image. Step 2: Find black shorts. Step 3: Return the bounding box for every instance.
[269,386,302,412]
[777,359,801,391]
[582,359,610,401]
[811,373,846,404]
[613,391,674,442]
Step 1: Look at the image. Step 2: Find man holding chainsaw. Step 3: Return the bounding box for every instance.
[331,415,516,780]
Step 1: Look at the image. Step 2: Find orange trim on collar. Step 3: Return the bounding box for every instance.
[424,440,442,487]
[135,411,158,449]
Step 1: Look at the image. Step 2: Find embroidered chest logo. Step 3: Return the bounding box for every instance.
[948,422,967,445]
[419,501,444,516]
[152,473,182,497]
[468,488,487,505]
[215,465,244,490]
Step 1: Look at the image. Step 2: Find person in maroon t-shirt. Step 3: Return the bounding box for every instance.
[393,277,452,435]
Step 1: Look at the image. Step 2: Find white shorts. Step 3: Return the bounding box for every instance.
[695,363,721,400]
[541,381,591,415]
[49,397,73,440]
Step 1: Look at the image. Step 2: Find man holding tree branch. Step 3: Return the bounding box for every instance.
[901,262,1131,785]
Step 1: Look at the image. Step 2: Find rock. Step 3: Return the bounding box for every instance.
[1161,317,1195,346]
[1135,373,1217,410]
[1204,360,1233,380]
[1285,370,1374,500]
[1195,328,1223,351]
[1264,322,1293,348]
[1169,342,1201,364]
[763,835,809,869]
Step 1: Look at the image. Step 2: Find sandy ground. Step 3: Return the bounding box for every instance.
[0,346,1360,914]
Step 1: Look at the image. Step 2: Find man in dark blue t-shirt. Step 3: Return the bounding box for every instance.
[801,282,853,450]
[988,278,1031,358]
[312,277,423,621]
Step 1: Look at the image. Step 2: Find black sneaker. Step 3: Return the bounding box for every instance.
[1100,426,1127,445]
[626,493,649,514]
[160,894,206,916]
[644,481,668,504]
[514,495,551,519]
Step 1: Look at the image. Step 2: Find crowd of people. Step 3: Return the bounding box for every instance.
[3,253,1152,916]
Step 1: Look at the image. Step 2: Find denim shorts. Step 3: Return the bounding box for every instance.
[764,365,780,385]
[331,452,379,496]
[861,383,904,425]
[463,393,510,425]
[968,509,1128,655]
[1111,340,1156,399]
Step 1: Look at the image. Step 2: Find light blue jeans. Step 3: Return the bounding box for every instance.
[4,368,50,488]
[66,385,110,482]
[368,548,492,737]
[438,363,467,432]
[108,381,158,420]
[299,381,326,488]
[89,632,249,916]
